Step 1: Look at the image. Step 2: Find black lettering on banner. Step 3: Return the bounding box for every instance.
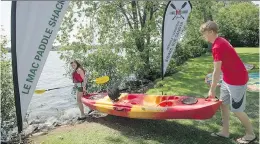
[58,1,65,5]
[175,22,183,38]
[22,84,31,94]
[45,28,53,35]
[166,21,180,51]
[37,50,44,57]
[26,74,35,83]
[30,68,37,76]
[54,10,61,17]
[165,21,184,62]
[32,62,39,68]
[51,14,59,22]
[41,37,49,45]
[34,55,41,61]
[23,0,66,95]
[56,1,64,9]
[38,44,46,51]
[49,1,64,27]
[49,20,56,27]
[41,38,48,45]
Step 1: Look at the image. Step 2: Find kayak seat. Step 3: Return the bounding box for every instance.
[157,96,180,107]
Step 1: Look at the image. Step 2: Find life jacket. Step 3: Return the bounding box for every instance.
[72,70,84,83]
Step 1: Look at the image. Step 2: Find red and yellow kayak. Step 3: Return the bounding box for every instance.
[82,93,222,120]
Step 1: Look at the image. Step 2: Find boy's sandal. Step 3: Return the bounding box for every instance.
[211,133,229,138]
[236,136,257,144]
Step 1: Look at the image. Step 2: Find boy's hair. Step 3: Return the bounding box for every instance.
[200,20,218,34]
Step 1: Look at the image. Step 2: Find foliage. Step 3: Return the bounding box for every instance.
[57,1,169,85]
[167,1,215,66]
[215,2,259,47]
[59,43,133,92]
[30,48,259,144]
[0,28,15,124]
[182,1,214,48]
[173,44,206,67]
[182,1,258,51]
[57,1,258,87]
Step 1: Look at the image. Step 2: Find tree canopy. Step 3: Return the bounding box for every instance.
[56,1,259,92]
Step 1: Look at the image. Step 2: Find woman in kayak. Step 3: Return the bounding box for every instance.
[70,60,93,120]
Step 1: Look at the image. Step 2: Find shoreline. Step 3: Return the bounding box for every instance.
[1,81,155,144]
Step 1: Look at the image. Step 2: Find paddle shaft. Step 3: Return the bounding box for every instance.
[46,85,73,91]
[43,80,97,92]
[35,76,109,94]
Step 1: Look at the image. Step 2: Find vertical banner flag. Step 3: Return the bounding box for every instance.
[162,1,192,77]
[11,1,69,132]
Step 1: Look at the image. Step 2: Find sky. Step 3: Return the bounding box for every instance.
[1,1,11,43]
[1,1,260,47]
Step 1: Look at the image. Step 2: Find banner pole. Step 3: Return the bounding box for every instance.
[161,1,192,96]
[161,1,171,96]
[11,1,23,134]
[161,47,164,95]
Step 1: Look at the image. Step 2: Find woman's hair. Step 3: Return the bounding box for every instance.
[70,60,85,73]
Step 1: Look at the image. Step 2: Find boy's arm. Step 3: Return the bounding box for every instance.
[211,61,222,91]
[211,47,223,92]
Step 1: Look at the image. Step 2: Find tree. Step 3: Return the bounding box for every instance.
[58,1,242,85]
[57,1,168,83]
[215,2,259,47]
[0,27,15,125]
[175,1,214,58]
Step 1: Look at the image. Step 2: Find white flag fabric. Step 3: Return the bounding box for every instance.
[162,1,192,76]
[11,1,69,132]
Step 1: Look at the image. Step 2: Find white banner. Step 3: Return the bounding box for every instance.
[12,1,69,128]
[162,1,192,76]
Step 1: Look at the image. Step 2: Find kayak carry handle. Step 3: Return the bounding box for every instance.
[205,96,219,101]
[113,107,126,112]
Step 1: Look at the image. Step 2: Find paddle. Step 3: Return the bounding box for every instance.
[34,76,110,94]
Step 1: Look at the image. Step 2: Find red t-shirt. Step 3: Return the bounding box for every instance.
[212,37,248,85]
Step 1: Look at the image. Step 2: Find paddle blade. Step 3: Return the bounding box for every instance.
[34,89,46,94]
[95,76,109,84]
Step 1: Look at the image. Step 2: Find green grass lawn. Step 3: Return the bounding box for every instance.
[235,47,259,54]
[29,48,259,144]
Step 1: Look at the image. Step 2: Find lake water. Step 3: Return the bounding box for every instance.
[26,51,89,121]
[4,51,93,140]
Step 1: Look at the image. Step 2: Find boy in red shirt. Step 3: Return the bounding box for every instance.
[200,21,256,144]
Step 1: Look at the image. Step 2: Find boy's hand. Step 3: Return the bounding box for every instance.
[208,89,216,98]
[83,87,87,95]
